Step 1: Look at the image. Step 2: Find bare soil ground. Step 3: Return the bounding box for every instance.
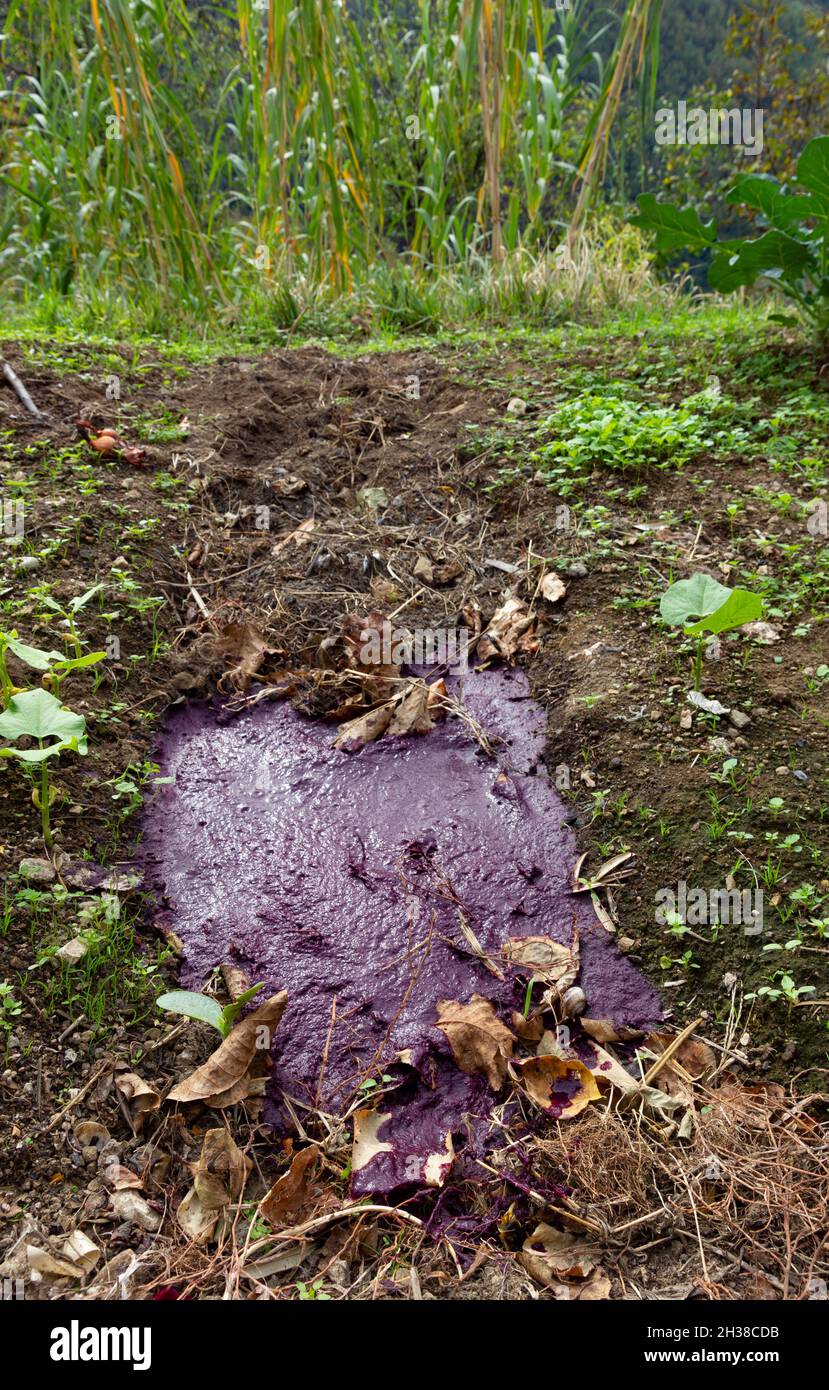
[0,328,827,1301]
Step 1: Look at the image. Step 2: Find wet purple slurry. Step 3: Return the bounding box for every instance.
[140,666,660,1194]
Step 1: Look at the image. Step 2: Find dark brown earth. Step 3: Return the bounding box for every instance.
[0,334,827,1300]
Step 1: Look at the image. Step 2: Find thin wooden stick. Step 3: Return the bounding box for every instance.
[1,360,44,418]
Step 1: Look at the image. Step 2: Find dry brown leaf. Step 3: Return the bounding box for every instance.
[514,1055,600,1118]
[272,516,315,556]
[167,991,287,1106]
[260,1146,319,1226]
[477,597,539,663]
[503,934,579,991]
[539,572,567,604]
[215,622,277,692]
[341,610,400,701]
[519,1223,599,1285]
[176,1186,219,1244]
[334,700,395,752]
[352,1109,393,1173]
[436,995,515,1090]
[114,1073,161,1133]
[193,1129,250,1207]
[387,681,444,737]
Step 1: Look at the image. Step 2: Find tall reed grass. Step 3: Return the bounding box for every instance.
[0,0,662,320]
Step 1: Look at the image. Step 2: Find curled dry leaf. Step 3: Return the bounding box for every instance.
[115,1073,161,1133]
[581,1017,643,1045]
[341,610,399,702]
[260,1146,319,1226]
[477,597,539,664]
[62,1230,101,1275]
[503,933,579,993]
[436,994,515,1091]
[519,1224,611,1299]
[178,1129,250,1244]
[215,622,278,692]
[167,990,287,1107]
[335,678,445,752]
[514,1055,600,1119]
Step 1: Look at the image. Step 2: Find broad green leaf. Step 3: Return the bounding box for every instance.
[156,990,227,1036]
[53,651,107,673]
[7,638,64,671]
[685,589,764,636]
[69,584,103,614]
[726,176,820,234]
[660,574,732,627]
[0,688,88,757]
[630,195,716,254]
[796,136,829,212]
[708,231,814,293]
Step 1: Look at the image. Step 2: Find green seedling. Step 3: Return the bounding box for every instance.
[0,627,105,706]
[660,572,764,690]
[0,688,88,848]
[156,983,265,1038]
[0,629,63,706]
[37,584,103,658]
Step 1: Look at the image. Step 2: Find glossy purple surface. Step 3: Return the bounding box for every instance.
[141,668,660,1193]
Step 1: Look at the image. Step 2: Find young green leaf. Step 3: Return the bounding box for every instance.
[659,573,732,627]
[0,688,88,762]
[685,589,764,637]
[156,990,228,1036]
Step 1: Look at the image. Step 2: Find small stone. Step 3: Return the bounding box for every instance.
[506,397,527,415]
[18,555,40,572]
[722,972,738,990]
[679,709,692,730]
[781,1039,797,1063]
[618,936,635,952]
[793,769,808,782]
[568,562,588,578]
[743,621,780,645]
[18,857,55,883]
[729,709,751,730]
[55,937,89,967]
[775,766,788,776]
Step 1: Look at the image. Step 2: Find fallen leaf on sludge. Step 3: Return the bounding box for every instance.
[387,680,445,737]
[334,700,395,751]
[215,622,278,692]
[436,995,515,1091]
[115,1073,161,1133]
[514,1055,600,1119]
[477,597,539,664]
[580,1017,643,1044]
[167,991,287,1107]
[352,1109,393,1173]
[503,934,579,992]
[260,1146,319,1226]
